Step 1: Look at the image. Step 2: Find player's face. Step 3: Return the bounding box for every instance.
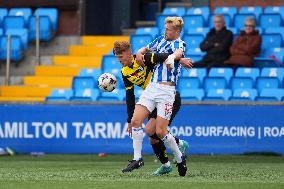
[115,49,132,67]
[164,22,180,41]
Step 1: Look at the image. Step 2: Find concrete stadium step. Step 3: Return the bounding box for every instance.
[135,21,156,28]
[53,56,102,67]
[0,97,45,102]
[0,86,52,97]
[35,65,81,76]
[23,76,73,88]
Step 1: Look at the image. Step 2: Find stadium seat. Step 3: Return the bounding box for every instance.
[156,14,176,31]
[259,13,282,28]
[3,16,25,30]
[100,88,125,101]
[102,55,121,77]
[214,7,237,20]
[9,8,32,25]
[0,36,23,61]
[69,96,93,102]
[178,77,200,90]
[265,28,284,43]
[0,8,8,27]
[23,76,73,88]
[53,56,102,68]
[183,15,205,29]
[28,16,54,41]
[180,89,205,101]
[130,34,153,54]
[256,77,279,91]
[74,88,100,101]
[183,34,204,48]
[0,28,3,35]
[261,68,284,82]
[239,6,263,20]
[5,28,28,49]
[227,27,238,35]
[230,77,254,90]
[79,69,102,79]
[259,88,284,101]
[203,77,227,92]
[209,14,231,27]
[264,6,284,20]
[186,7,210,21]
[233,14,256,28]
[186,27,209,37]
[208,68,233,82]
[35,8,58,32]
[261,34,283,49]
[185,48,205,56]
[46,96,69,102]
[235,67,260,81]
[35,66,81,77]
[134,87,143,99]
[231,89,258,101]
[72,77,96,89]
[206,89,232,101]
[189,55,203,62]
[136,27,159,39]
[182,68,207,82]
[162,7,186,17]
[48,89,74,100]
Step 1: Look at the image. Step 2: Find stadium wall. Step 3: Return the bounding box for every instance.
[0,104,283,155]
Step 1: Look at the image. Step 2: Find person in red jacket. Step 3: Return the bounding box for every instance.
[224,17,262,68]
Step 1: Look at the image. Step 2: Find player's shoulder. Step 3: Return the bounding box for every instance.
[155,35,165,43]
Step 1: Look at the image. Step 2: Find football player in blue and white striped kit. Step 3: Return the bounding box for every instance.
[129,17,188,176]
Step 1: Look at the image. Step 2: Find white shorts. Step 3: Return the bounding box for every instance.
[137,82,176,120]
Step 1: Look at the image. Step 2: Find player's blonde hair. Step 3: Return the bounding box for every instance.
[113,41,131,55]
[165,16,184,31]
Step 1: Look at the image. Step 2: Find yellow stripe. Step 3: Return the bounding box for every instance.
[151,53,154,64]
[126,86,134,90]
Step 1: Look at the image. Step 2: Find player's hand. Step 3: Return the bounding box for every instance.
[136,51,145,66]
[165,54,176,71]
[127,123,133,137]
[180,58,193,71]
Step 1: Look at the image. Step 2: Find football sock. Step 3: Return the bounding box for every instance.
[132,127,144,161]
[162,133,183,163]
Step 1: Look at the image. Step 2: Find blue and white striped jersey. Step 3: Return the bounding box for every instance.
[146,35,186,84]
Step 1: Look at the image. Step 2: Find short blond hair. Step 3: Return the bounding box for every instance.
[113,41,131,55]
[165,16,184,31]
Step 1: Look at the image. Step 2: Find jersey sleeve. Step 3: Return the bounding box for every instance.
[143,53,171,67]
[146,36,163,51]
[122,73,135,123]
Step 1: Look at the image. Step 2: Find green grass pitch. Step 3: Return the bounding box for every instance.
[0,154,283,189]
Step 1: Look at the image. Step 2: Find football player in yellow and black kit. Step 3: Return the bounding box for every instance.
[113,41,192,176]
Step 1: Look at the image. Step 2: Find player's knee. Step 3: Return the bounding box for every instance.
[155,127,166,139]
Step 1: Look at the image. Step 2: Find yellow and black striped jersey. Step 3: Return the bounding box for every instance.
[121,53,170,122]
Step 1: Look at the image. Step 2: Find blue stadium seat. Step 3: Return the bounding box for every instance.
[0,28,3,35]
[209,14,231,27]
[239,6,263,20]
[189,55,203,62]
[5,29,28,49]
[187,7,210,21]
[203,77,227,92]
[180,89,205,101]
[102,55,121,77]
[136,27,159,39]
[35,8,58,32]
[261,67,284,82]
[261,34,283,49]
[79,68,102,79]
[182,68,207,82]
[183,15,205,29]
[178,77,200,90]
[49,89,74,99]
[70,96,93,102]
[130,34,153,54]
[74,88,100,101]
[265,28,284,43]
[183,34,204,48]
[72,77,96,89]
[0,8,8,27]
[156,14,176,31]
[3,16,25,30]
[259,13,282,28]
[0,36,23,61]
[264,6,284,20]
[186,27,209,37]
[235,67,260,81]
[230,77,254,90]
[9,8,32,25]
[134,87,143,99]
[162,7,186,17]
[231,89,258,101]
[100,88,125,101]
[233,14,256,28]
[46,97,69,102]
[206,89,232,101]
[185,48,205,56]
[259,88,284,101]
[214,7,237,20]
[256,77,279,91]
[208,68,233,82]
[28,16,54,41]
[227,27,238,35]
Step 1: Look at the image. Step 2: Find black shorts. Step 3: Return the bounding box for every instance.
[148,91,181,126]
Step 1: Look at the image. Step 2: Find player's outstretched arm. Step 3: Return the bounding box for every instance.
[136,47,149,66]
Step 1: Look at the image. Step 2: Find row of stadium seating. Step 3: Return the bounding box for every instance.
[0,8,58,61]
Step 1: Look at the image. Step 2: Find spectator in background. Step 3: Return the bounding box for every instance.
[224,17,261,68]
[194,14,233,68]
